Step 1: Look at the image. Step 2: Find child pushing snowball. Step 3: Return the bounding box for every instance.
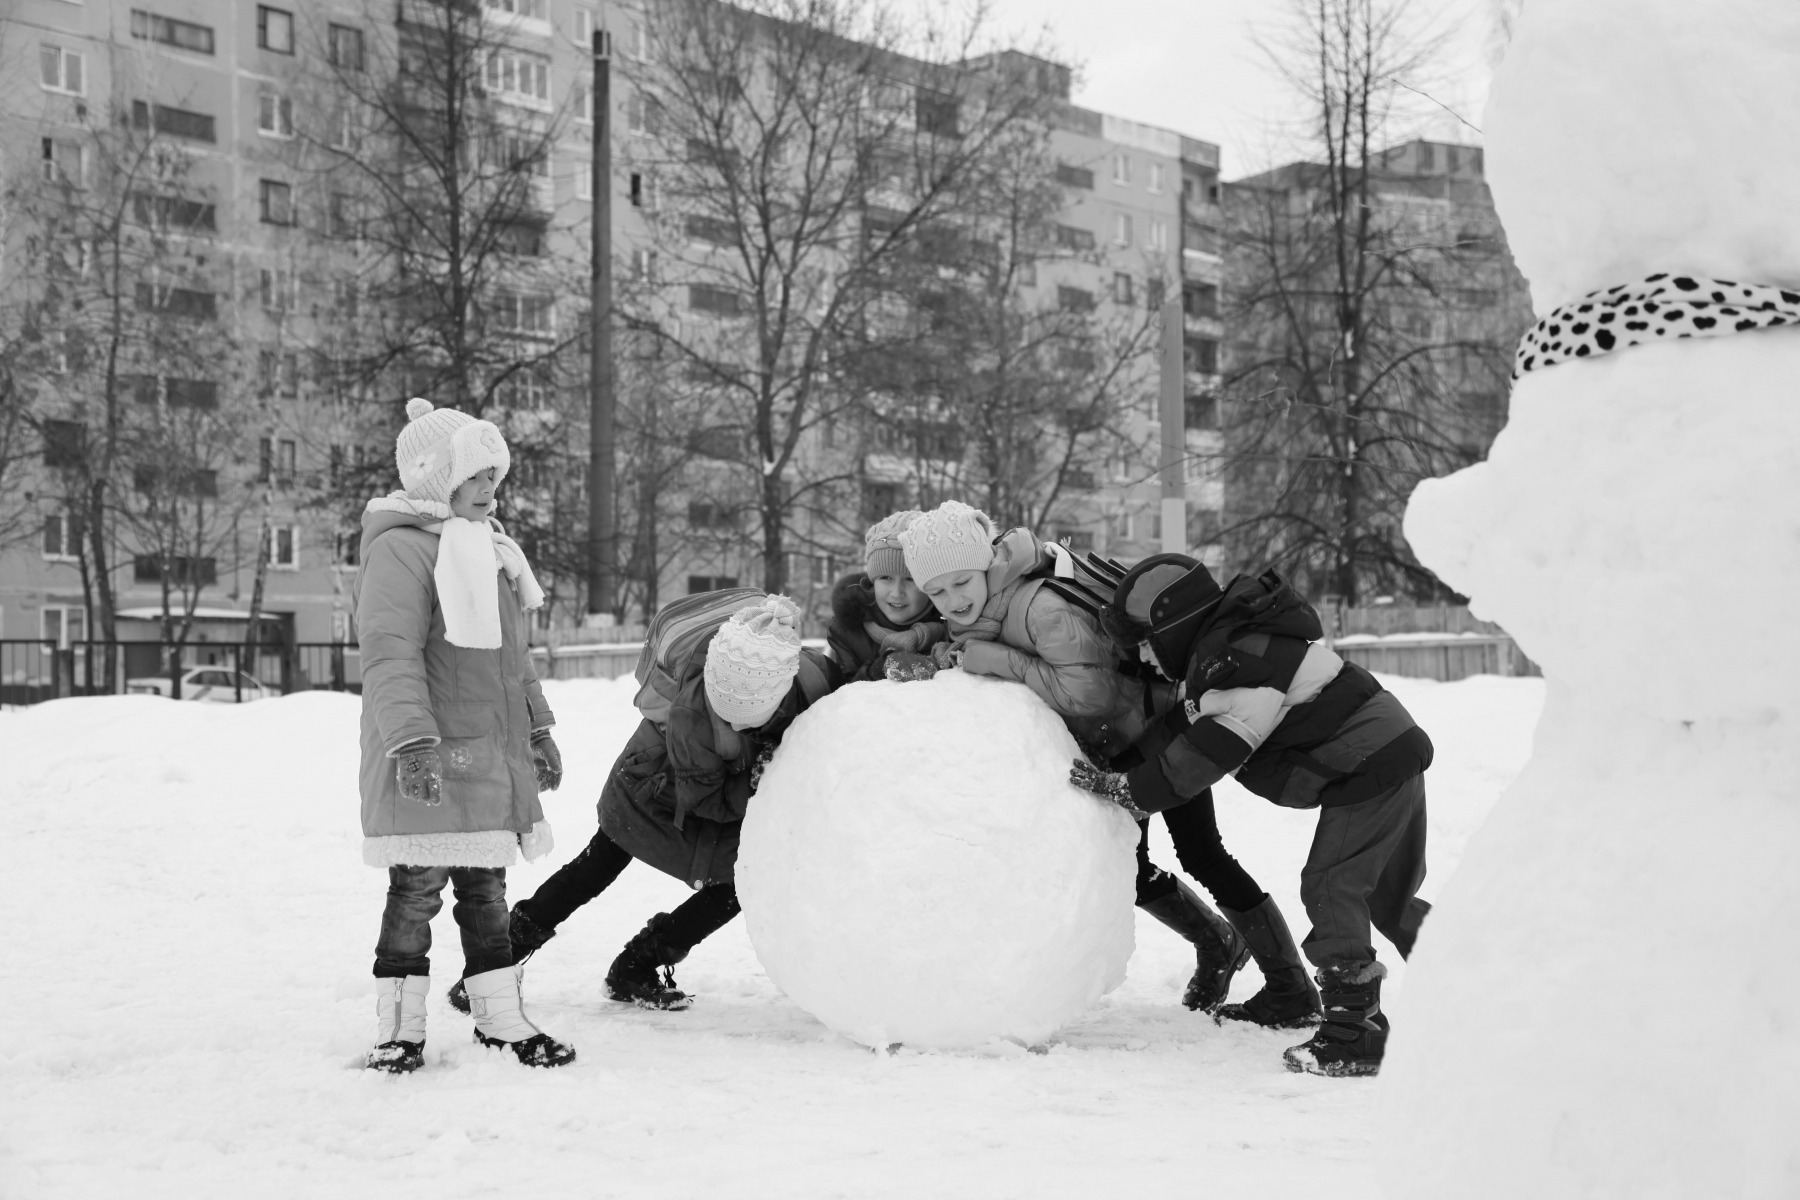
[356,397,574,1073]
[898,500,1294,1017]
[826,509,948,683]
[491,594,837,1011]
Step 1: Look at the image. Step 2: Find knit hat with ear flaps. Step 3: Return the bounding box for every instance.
[864,510,924,578]
[898,501,996,588]
[1102,553,1222,673]
[704,595,803,728]
[394,397,512,506]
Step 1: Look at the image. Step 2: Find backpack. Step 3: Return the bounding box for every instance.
[1032,542,1130,620]
[633,587,765,727]
[632,587,837,728]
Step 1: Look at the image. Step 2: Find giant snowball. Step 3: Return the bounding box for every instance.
[737,670,1138,1049]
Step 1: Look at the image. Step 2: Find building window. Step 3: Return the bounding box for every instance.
[130,191,216,232]
[686,214,735,246]
[130,10,215,55]
[1185,392,1220,430]
[1148,162,1165,194]
[1183,282,1219,319]
[257,7,295,54]
[1185,336,1219,376]
[131,101,216,143]
[1112,272,1134,306]
[133,555,217,586]
[1057,285,1095,313]
[626,92,661,136]
[687,575,739,594]
[1112,212,1133,247]
[165,378,220,409]
[332,279,359,318]
[629,22,650,60]
[41,138,86,187]
[490,292,555,336]
[268,525,299,569]
[135,283,216,320]
[484,50,551,108]
[630,248,657,281]
[486,0,548,16]
[573,79,593,124]
[686,502,732,529]
[328,105,362,150]
[1112,153,1131,186]
[1054,162,1094,189]
[258,270,293,312]
[328,192,361,238]
[1055,224,1095,252]
[257,94,294,138]
[43,512,81,561]
[259,180,294,225]
[42,605,87,648]
[575,160,592,201]
[40,45,85,95]
[495,220,546,256]
[574,8,595,44]
[258,350,300,393]
[1148,217,1168,252]
[915,91,960,138]
[329,24,365,70]
[688,284,741,316]
[628,171,656,209]
[42,419,85,468]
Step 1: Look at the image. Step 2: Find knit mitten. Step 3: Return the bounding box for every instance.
[531,730,563,792]
[395,746,443,805]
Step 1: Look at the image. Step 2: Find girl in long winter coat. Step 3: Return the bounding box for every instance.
[896,501,1304,1018]
[489,595,836,1011]
[358,397,575,1073]
[825,509,948,683]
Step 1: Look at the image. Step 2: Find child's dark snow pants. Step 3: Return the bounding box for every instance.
[1298,774,1431,971]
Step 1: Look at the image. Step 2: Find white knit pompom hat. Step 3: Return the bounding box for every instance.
[899,501,996,588]
[394,397,512,506]
[704,595,803,728]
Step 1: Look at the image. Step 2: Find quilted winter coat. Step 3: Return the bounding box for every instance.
[355,498,554,868]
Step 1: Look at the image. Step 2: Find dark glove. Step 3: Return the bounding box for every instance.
[531,731,563,792]
[885,650,938,682]
[930,641,963,670]
[1069,758,1147,820]
[748,743,777,791]
[396,747,443,805]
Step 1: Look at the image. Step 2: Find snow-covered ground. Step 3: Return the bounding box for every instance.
[0,672,1541,1199]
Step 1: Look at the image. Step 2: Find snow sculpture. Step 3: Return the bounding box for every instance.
[1380,2,1800,1196]
[737,670,1138,1049]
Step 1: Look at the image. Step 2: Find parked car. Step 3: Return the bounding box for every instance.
[125,667,274,703]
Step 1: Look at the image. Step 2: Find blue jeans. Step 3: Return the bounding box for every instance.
[373,865,514,979]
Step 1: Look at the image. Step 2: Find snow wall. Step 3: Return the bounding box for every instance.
[1379,2,1800,1197]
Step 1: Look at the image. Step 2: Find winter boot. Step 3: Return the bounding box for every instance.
[605,913,694,1011]
[1138,878,1250,1013]
[463,965,577,1068]
[1214,897,1322,1029]
[1283,962,1389,1077]
[366,975,429,1074]
[448,903,559,1014]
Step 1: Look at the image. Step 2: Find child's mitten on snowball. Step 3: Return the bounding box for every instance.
[885,650,938,682]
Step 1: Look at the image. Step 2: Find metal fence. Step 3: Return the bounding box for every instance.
[0,640,362,705]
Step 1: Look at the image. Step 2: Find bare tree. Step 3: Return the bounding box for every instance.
[622,0,1053,593]
[1217,0,1530,603]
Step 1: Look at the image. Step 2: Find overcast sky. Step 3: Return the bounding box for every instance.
[945,0,1501,178]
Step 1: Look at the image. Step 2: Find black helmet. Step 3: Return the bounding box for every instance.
[1101,553,1223,675]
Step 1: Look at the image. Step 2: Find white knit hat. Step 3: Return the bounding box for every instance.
[394,397,511,506]
[899,501,996,588]
[864,509,923,578]
[704,595,803,728]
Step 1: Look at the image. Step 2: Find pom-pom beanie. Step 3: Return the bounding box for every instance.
[704,595,803,728]
[394,397,512,505]
[899,501,996,588]
[864,510,924,578]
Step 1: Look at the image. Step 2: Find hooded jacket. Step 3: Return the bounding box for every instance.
[599,629,834,887]
[824,571,947,683]
[954,529,1152,749]
[355,496,554,867]
[1120,571,1432,814]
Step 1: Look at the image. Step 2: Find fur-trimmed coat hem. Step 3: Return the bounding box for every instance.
[362,820,554,868]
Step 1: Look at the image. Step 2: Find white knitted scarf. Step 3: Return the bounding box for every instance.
[366,494,545,648]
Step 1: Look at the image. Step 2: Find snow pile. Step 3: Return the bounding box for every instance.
[738,671,1139,1049]
[1383,2,1800,1197]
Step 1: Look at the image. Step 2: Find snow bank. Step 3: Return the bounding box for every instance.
[1383,3,1800,1196]
[739,672,1139,1049]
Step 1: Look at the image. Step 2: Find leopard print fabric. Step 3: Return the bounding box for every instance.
[1514,274,1800,379]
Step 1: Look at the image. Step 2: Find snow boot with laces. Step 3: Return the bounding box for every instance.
[463,965,577,1067]
[448,903,559,1015]
[1138,877,1250,1013]
[1214,896,1322,1028]
[605,912,695,1011]
[1283,962,1389,1077]
[366,974,429,1074]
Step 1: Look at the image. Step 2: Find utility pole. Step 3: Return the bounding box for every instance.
[586,28,616,621]
[1158,297,1186,555]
